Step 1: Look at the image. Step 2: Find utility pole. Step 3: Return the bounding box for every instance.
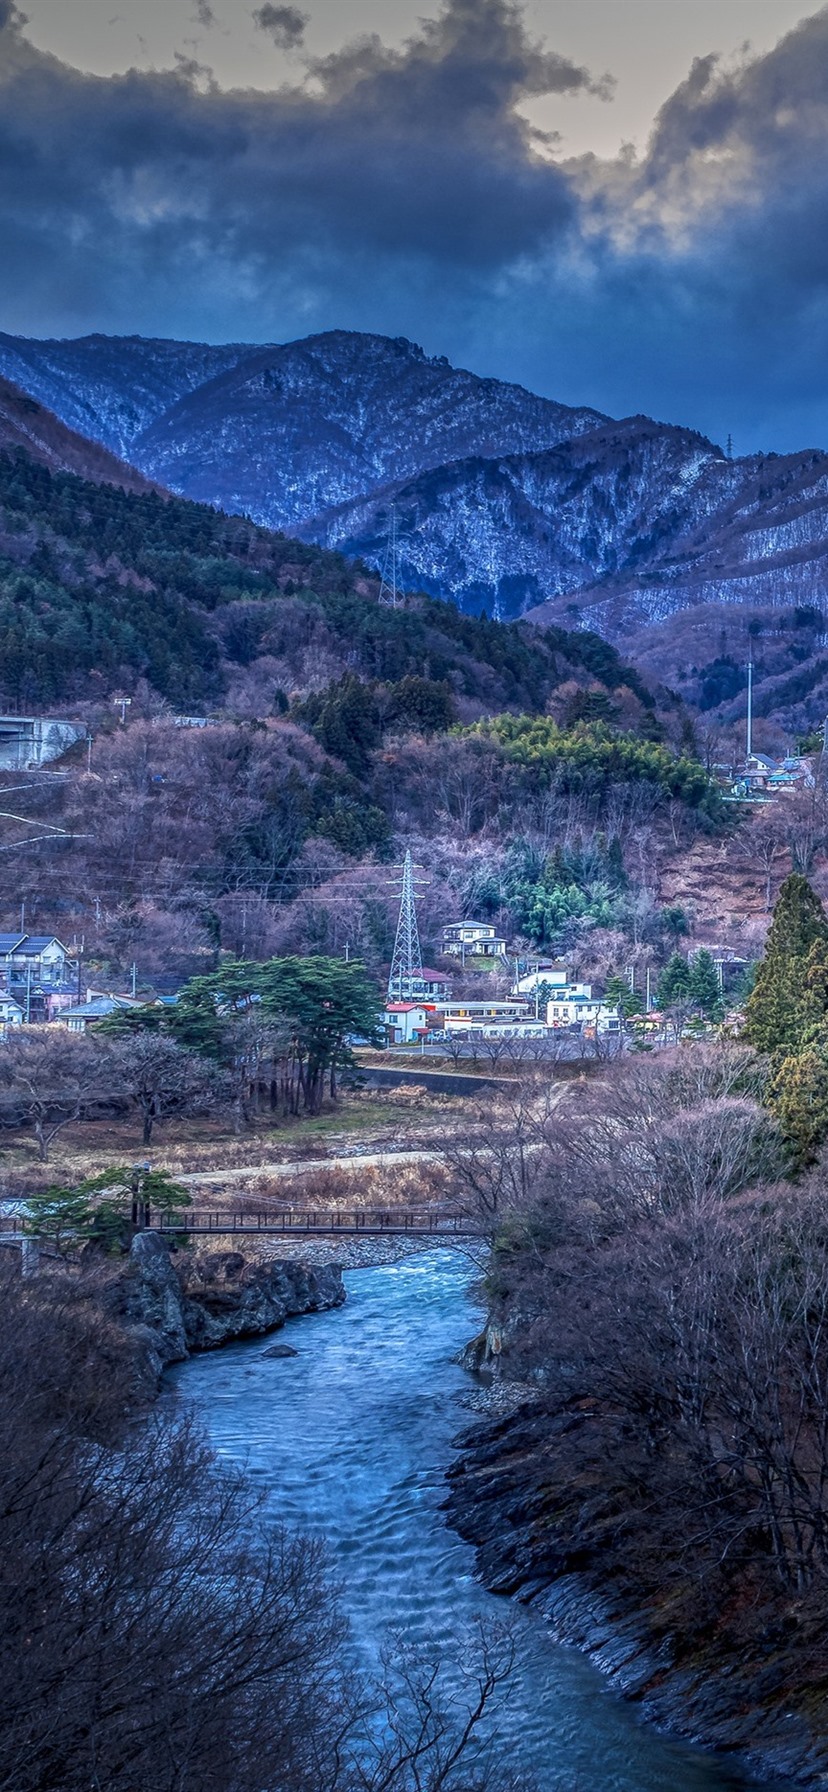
[387,849,424,1001]
[19,900,24,936]
[645,965,651,1013]
[131,961,137,998]
[86,733,93,773]
[25,962,31,1024]
[746,657,753,761]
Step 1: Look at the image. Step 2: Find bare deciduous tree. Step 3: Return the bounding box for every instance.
[0,1027,108,1160]
[109,1032,223,1144]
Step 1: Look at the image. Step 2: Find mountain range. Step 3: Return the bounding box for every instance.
[1,327,828,642]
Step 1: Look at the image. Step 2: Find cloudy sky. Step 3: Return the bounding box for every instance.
[2,0,828,451]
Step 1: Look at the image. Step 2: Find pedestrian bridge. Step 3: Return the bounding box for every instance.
[153,1206,482,1237]
[1,1206,483,1241]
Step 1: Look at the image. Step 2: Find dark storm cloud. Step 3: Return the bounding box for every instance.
[2,0,828,447]
[252,5,308,50]
[552,7,828,444]
[0,0,601,329]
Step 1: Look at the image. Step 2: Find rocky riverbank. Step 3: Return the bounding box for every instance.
[446,1396,828,1789]
[102,1233,345,1384]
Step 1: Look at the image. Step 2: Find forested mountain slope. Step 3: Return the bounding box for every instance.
[0,431,729,989]
[0,377,156,492]
[4,328,828,631]
[0,444,650,716]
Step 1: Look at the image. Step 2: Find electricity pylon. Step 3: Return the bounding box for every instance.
[387,849,424,1001]
[378,505,401,609]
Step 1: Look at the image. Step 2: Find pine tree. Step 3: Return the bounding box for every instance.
[688,949,721,1018]
[745,874,828,1054]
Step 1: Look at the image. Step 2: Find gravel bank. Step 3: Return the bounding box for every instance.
[255,1233,485,1270]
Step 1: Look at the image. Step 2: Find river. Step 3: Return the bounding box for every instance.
[172,1250,785,1792]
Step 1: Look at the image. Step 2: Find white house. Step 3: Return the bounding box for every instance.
[382,1002,432,1044]
[546,993,621,1035]
[512,962,573,998]
[441,921,508,959]
[11,935,71,987]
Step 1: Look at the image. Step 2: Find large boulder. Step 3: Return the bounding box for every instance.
[174,1250,346,1351]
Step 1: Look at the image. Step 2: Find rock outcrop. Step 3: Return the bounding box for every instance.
[106,1233,345,1382]
[447,1400,828,1786]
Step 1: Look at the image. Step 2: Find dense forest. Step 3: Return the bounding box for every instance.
[0,449,652,717]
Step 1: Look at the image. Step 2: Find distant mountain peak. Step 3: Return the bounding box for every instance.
[2,326,828,634]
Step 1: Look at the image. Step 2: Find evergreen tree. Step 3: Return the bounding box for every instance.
[688,949,722,1019]
[603,974,642,1019]
[767,1047,828,1168]
[23,1186,95,1257]
[656,952,692,1011]
[745,874,828,1054]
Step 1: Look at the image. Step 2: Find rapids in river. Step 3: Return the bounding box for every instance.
[172,1250,785,1792]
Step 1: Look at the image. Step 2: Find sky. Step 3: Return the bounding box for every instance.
[2,0,828,451]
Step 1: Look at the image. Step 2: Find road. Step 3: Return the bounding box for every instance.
[178,1147,443,1188]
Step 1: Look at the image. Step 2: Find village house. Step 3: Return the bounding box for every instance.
[513,962,595,1007]
[546,990,621,1035]
[732,752,814,797]
[386,966,452,1002]
[513,961,571,997]
[382,1002,433,1044]
[0,934,72,989]
[56,993,143,1033]
[441,921,508,960]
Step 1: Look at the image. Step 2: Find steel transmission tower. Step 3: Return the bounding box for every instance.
[378,505,400,608]
[387,849,424,1001]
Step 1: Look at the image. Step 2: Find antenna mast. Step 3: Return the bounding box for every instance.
[378,505,400,609]
[387,849,424,1001]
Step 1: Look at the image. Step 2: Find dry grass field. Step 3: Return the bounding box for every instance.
[0,1085,472,1208]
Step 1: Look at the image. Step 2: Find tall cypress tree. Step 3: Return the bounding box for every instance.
[656,951,692,1011]
[688,948,721,1019]
[744,873,828,1053]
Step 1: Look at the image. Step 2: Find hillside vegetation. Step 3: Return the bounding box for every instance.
[0,440,749,990]
[0,448,649,717]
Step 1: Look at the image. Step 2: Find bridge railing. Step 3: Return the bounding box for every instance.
[2,1206,482,1238]
[151,1206,479,1235]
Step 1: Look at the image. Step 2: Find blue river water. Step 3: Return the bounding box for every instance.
[171,1251,784,1792]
